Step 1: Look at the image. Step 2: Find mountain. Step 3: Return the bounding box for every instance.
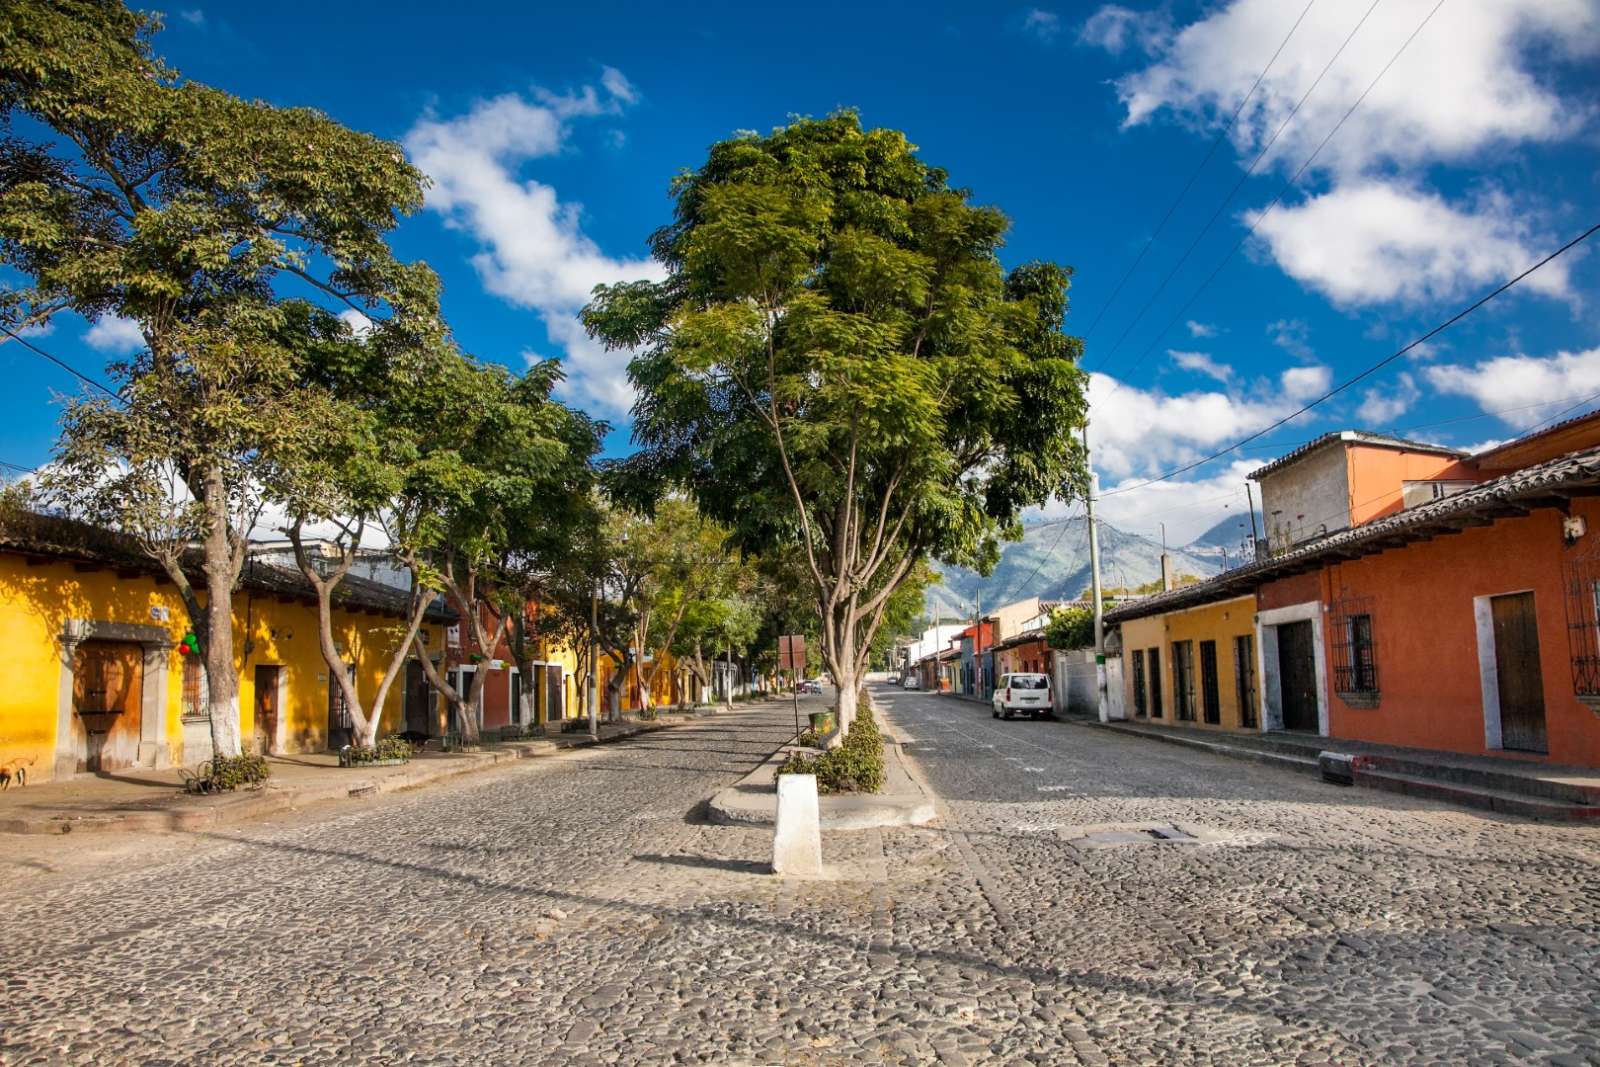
[922,516,1224,620]
[1183,512,1262,566]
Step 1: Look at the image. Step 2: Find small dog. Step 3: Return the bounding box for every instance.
[0,758,32,790]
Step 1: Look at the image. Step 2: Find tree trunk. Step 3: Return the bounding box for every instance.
[200,468,242,759]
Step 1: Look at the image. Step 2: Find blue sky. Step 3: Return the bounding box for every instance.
[4,0,1598,543]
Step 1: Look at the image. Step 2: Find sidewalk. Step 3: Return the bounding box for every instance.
[0,714,697,836]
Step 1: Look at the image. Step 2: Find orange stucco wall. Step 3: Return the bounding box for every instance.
[1345,445,1480,526]
[1271,501,1600,767]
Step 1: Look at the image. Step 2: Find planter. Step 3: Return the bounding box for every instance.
[339,757,409,768]
[809,710,836,735]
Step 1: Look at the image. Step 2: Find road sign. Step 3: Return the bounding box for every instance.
[778,634,807,673]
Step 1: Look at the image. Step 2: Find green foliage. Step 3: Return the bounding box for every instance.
[1044,605,1095,650]
[584,111,1088,696]
[182,754,270,794]
[778,702,885,794]
[339,736,416,766]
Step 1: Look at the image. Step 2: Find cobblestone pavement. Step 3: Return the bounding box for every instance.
[2,689,1597,1066]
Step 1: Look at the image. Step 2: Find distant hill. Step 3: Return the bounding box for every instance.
[922,516,1223,619]
[1184,511,1262,566]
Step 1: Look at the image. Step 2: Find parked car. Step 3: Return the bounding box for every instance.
[902,675,919,690]
[797,679,822,694]
[992,673,1052,720]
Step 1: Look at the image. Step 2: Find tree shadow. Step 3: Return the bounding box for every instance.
[633,852,769,875]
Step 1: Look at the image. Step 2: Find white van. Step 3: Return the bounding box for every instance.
[992,673,1052,720]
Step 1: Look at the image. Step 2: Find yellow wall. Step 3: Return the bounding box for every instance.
[1119,595,1257,730]
[0,551,442,782]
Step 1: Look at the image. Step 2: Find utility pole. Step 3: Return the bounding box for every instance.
[1245,481,1261,559]
[1083,425,1109,722]
[588,587,599,740]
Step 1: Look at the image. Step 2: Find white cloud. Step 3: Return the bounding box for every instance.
[1169,349,1232,384]
[1357,371,1419,425]
[1267,317,1314,361]
[1086,368,1326,483]
[1280,364,1330,401]
[1101,0,1595,308]
[1079,5,1169,55]
[1248,182,1574,307]
[404,71,662,418]
[1185,320,1217,338]
[1109,0,1597,178]
[1425,347,1600,428]
[178,9,204,25]
[18,319,54,339]
[83,315,144,354]
[337,308,374,340]
[1023,9,1062,44]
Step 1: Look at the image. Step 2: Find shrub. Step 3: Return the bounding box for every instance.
[182,753,270,794]
[339,736,415,766]
[778,703,885,794]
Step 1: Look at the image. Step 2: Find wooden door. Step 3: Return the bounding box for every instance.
[73,641,143,771]
[404,661,433,736]
[1492,592,1547,753]
[253,665,280,755]
[546,667,564,723]
[327,664,354,750]
[1276,621,1319,732]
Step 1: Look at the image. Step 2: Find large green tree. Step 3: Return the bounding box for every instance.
[1,1,437,757]
[584,112,1088,735]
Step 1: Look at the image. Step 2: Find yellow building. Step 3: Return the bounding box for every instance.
[1114,594,1259,731]
[0,514,453,783]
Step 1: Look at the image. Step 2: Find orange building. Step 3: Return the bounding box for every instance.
[1109,412,1600,769]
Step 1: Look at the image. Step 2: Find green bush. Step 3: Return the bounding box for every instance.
[339,736,416,766]
[182,753,270,794]
[778,703,884,794]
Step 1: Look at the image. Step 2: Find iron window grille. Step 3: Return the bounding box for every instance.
[1173,640,1196,722]
[1148,648,1163,718]
[1199,640,1221,725]
[1329,594,1380,707]
[1234,634,1258,729]
[1562,544,1600,707]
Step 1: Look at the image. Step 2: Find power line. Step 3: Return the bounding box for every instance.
[0,324,122,401]
[1089,0,1383,374]
[1081,1,1316,339]
[1101,0,1446,394]
[1099,219,1600,498]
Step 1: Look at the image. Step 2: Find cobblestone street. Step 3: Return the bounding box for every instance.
[3,690,1598,1066]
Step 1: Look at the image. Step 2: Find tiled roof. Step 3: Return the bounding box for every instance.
[0,511,455,621]
[1108,444,1600,625]
[1248,430,1466,481]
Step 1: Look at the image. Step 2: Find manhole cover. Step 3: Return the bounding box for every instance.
[1061,822,1210,850]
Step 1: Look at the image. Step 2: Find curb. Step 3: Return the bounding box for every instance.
[0,720,671,836]
[706,704,937,831]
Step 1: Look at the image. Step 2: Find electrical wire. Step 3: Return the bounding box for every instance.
[1098,219,1600,498]
[1088,0,1384,374]
[0,324,123,401]
[1081,1,1316,340]
[1099,0,1446,394]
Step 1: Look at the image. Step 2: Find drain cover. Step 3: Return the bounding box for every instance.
[1061,822,1208,850]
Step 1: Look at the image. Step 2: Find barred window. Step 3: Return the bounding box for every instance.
[1234,634,1258,728]
[1148,648,1163,719]
[1131,650,1147,716]
[1330,594,1380,704]
[181,656,204,720]
[1562,564,1600,705]
[1172,640,1196,722]
[1199,640,1221,725]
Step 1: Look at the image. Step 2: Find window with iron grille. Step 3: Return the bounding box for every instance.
[1131,650,1147,716]
[1563,553,1600,705]
[1199,640,1221,724]
[1147,647,1163,718]
[181,656,204,721]
[328,664,355,731]
[1329,594,1379,706]
[1234,634,1258,728]
[1172,640,1196,721]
